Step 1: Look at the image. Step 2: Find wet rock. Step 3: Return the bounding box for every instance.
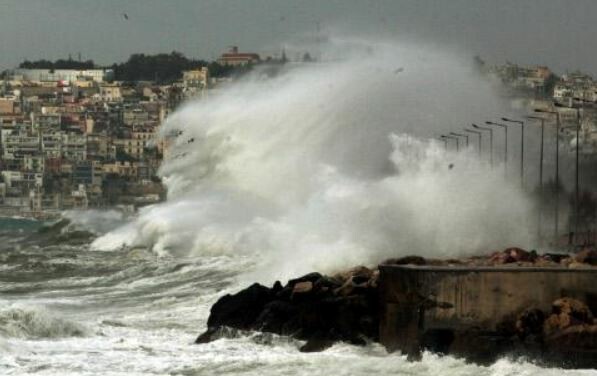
[299,338,335,352]
[292,281,313,294]
[545,324,597,350]
[254,300,299,335]
[287,272,323,287]
[516,308,546,339]
[205,283,273,330]
[383,255,427,266]
[489,247,535,265]
[574,249,597,266]
[543,298,594,337]
[198,268,380,349]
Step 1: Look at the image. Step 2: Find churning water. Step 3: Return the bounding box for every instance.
[0,218,590,376]
[1,40,586,375]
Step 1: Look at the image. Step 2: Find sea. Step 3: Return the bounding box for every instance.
[1,39,593,375]
[0,216,594,376]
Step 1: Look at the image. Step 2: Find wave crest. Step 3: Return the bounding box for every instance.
[0,306,88,339]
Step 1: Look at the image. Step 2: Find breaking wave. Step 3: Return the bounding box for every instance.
[93,39,537,280]
[0,306,88,339]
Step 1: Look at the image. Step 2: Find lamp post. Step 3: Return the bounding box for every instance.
[441,134,459,151]
[564,97,591,245]
[525,116,546,191]
[486,121,509,176]
[502,117,525,188]
[450,132,469,149]
[464,128,482,156]
[526,115,546,240]
[472,123,493,166]
[535,108,561,243]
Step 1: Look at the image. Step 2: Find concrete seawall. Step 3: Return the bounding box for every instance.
[379,265,597,363]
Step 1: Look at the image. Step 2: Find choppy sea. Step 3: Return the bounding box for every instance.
[0,216,593,376]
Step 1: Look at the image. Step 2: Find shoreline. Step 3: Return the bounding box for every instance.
[197,247,597,368]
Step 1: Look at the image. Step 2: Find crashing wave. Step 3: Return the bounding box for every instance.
[0,306,88,339]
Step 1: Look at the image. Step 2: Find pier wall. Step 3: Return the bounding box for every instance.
[379,265,597,356]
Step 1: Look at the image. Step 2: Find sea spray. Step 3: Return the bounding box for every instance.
[92,39,537,281]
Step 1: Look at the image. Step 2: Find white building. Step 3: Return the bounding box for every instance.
[9,69,114,83]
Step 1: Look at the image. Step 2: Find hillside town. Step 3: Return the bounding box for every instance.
[0,49,596,219]
[485,61,597,152]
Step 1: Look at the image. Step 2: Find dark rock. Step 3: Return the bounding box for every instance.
[544,297,594,337]
[287,272,323,287]
[272,280,283,293]
[254,300,299,335]
[206,283,273,329]
[383,256,427,266]
[299,338,335,352]
[292,281,313,294]
[575,249,597,265]
[516,308,546,339]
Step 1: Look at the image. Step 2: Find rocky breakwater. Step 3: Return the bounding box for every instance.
[197,247,597,366]
[196,267,380,352]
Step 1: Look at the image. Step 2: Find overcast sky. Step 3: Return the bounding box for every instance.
[1,0,596,74]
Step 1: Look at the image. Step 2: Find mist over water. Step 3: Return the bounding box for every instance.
[93,39,538,279]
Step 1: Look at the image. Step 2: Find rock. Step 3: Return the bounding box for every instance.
[292,281,313,294]
[383,256,427,266]
[299,338,335,352]
[287,272,323,287]
[206,283,273,330]
[254,300,299,335]
[567,261,591,269]
[516,308,545,339]
[545,324,597,349]
[489,248,535,265]
[543,298,594,337]
[574,249,597,265]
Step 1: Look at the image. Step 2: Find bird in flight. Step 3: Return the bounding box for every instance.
[123,13,129,20]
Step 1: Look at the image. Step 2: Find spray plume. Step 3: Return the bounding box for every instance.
[93,39,537,279]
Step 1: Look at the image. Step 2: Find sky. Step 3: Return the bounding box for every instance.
[0,0,596,74]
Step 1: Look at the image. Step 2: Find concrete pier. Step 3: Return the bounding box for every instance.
[379,265,597,362]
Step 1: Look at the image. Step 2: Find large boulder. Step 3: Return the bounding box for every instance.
[543,298,594,337]
[206,283,274,330]
[574,249,597,266]
[197,270,380,350]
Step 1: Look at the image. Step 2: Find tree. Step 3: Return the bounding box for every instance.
[18,58,95,70]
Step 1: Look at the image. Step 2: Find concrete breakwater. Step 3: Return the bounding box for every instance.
[197,248,597,367]
[380,265,597,367]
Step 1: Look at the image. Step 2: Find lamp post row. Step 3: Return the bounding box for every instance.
[438,103,584,246]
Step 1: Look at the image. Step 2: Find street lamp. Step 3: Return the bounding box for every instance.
[464,128,482,156]
[472,123,493,166]
[535,108,561,243]
[502,117,525,188]
[438,136,448,151]
[441,134,459,151]
[450,132,469,148]
[526,115,547,240]
[564,97,591,245]
[486,121,509,176]
[525,116,546,191]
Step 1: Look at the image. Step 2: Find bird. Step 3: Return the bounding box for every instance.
[394,67,404,74]
[123,13,129,20]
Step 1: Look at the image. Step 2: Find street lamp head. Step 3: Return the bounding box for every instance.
[501,117,510,122]
[525,115,543,121]
[485,121,492,125]
[471,123,479,128]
